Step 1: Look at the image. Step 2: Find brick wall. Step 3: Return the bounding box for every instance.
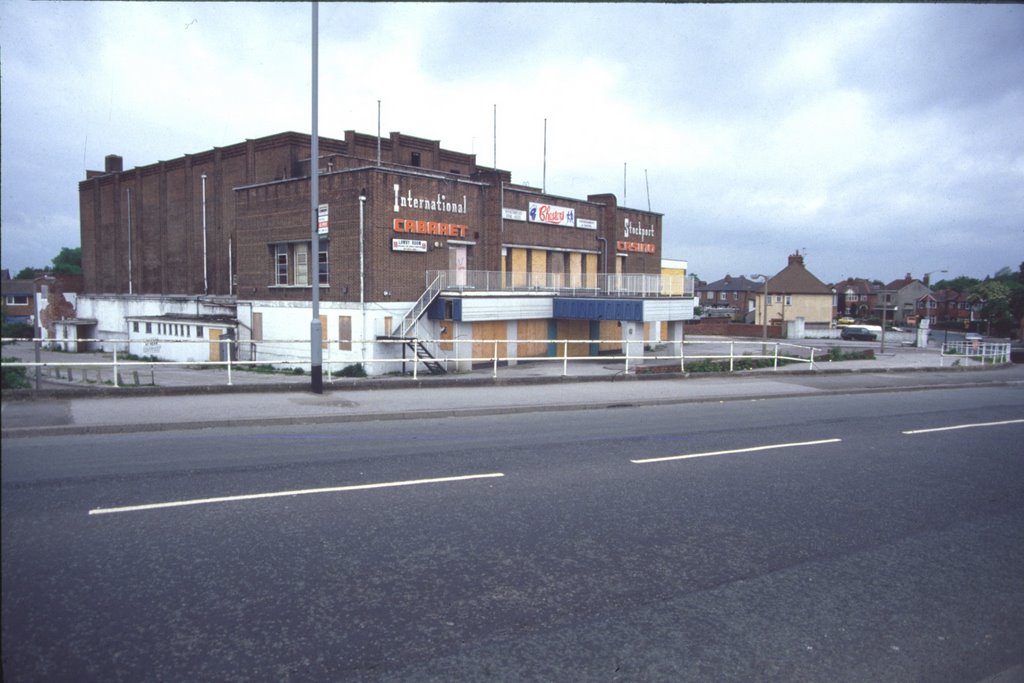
[687,319,783,338]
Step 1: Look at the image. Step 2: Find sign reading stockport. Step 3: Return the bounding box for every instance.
[618,217,657,253]
[529,202,576,227]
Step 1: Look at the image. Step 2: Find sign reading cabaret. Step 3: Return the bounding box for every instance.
[393,184,468,214]
[393,218,468,238]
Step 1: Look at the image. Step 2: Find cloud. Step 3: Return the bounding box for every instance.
[1,1,1021,283]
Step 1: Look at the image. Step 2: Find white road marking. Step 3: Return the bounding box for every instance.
[631,438,842,464]
[902,418,1024,435]
[88,472,505,516]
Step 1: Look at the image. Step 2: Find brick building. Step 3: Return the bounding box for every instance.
[76,130,694,374]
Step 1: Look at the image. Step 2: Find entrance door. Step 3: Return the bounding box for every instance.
[449,245,467,286]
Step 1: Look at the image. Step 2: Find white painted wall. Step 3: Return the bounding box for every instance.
[457,296,554,321]
[642,298,695,322]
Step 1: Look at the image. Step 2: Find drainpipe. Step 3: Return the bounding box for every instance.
[126,187,133,295]
[228,236,233,295]
[201,173,209,295]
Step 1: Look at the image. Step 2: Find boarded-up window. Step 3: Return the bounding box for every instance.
[338,316,352,351]
[252,312,263,341]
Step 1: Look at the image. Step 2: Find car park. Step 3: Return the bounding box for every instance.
[841,326,877,341]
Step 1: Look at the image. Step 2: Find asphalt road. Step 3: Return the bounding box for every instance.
[3,385,1023,681]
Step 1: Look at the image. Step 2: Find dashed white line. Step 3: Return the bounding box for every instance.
[88,472,505,516]
[631,438,842,465]
[902,418,1024,435]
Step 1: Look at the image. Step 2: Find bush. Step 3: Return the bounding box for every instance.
[1,357,30,389]
[332,363,367,378]
[2,322,34,341]
[827,347,876,362]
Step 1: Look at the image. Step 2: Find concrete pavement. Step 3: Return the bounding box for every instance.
[4,339,1022,437]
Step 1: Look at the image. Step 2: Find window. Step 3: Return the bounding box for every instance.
[6,295,29,306]
[719,292,727,301]
[146,322,152,333]
[319,241,329,285]
[196,326,204,338]
[275,244,289,285]
[294,243,310,286]
[133,321,139,332]
[338,316,352,351]
[271,239,329,286]
[785,295,792,305]
[410,152,421,167]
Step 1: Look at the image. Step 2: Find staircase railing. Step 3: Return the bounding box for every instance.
[396,271,448,338]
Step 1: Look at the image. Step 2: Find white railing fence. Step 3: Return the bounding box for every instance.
[425,270,695,298]
[4,336,822,388]
[940,340,1011,366]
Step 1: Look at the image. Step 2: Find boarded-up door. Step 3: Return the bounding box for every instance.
[472,321,507,365]
[555,320,591,357]
[209,329,222,362]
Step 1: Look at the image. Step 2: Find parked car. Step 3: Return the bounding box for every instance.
[836,317,856,326]
[841,326,877,341]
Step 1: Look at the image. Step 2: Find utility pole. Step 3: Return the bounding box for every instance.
[309,2,322,393]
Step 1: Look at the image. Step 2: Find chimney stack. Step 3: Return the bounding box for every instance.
[105,154,123,174]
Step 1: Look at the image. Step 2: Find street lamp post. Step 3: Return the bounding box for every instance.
[359,190,367,368]
[309,4,322,394]
[921,268,947,347]
[749,274,769,340]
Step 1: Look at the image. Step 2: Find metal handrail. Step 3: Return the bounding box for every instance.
[395,271,448,338]
[2,336,833,389]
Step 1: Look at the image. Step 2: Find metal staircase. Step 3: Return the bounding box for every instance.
[385,272,448,375]
[405,338,446,375]
[397,272,448,339]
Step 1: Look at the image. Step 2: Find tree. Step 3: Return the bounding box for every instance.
[932,275,980,292]
[51,247,82,275]
[966,266,1024,337]
[14,267,40,280]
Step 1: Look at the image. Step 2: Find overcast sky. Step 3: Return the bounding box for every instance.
[2,2,1022,284]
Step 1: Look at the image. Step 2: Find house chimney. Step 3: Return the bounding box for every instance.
[105,154,123,174]
[788,251,804,266]
[923,273,930,287]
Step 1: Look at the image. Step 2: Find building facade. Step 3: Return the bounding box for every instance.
[76,130,694,374]
[695,275,760,322]
[754,252,834,327]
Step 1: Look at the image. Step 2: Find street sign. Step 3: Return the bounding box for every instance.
[317,203,329,234]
